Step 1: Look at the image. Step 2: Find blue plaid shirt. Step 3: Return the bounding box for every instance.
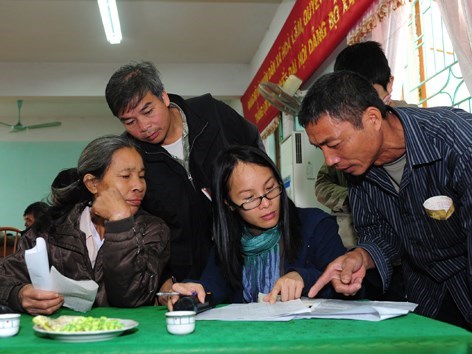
[350,106,472,324]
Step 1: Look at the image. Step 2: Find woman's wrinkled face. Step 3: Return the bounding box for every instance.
[94,147,146,215]
[227,162,281,232]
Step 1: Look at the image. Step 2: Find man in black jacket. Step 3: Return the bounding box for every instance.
[105,61,263,300]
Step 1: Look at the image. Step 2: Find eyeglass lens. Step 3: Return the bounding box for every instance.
[241,186,282,210]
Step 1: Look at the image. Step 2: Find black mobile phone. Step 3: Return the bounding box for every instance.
[0,305,15,314]
[173,292,214,314]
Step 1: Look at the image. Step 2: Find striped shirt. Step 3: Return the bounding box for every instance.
[349,106,472,324]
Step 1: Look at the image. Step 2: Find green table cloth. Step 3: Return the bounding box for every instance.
[2,306,471,353]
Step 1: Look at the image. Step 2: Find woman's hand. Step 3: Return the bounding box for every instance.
[91,186,132,221]
[18,284,64,315]
[166,282,206,311]
[263,271,304,304]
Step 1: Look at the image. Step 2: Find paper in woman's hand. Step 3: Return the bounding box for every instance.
[25,237,52,290]
[50,266,98,313]
[25,237,98,312]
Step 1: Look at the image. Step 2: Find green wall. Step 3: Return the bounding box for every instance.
[0,141,88,229]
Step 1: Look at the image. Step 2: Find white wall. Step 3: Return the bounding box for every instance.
[0,1,298,227]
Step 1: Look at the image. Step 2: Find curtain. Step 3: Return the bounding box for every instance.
[347,0,409,100]
[436,0,472,95]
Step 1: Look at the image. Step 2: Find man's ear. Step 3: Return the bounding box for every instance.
[387,76,394,94]
[363,106,383,131]
[83,174,98,194]
[162,91,171,107]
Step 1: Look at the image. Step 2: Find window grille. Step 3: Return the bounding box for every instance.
[403,0,471,112]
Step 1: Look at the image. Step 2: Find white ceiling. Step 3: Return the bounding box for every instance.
[0,0,293,131]
[1,0,283,64]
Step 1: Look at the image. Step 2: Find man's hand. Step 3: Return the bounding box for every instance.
[263,271,304,304]
[19,284,64,315]
[157,278,175,306]
[308,248,374,297]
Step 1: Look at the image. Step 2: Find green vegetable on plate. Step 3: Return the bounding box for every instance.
[33,315,125,332]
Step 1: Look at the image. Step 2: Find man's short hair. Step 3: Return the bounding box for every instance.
[334,41,391,91]
[105,61,165,117]
[298,71,386,128]
[23,201,49,218]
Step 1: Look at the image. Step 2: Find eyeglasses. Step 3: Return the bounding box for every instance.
[230,185,283,211]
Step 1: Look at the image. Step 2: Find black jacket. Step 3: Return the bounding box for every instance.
[127,93,262,283]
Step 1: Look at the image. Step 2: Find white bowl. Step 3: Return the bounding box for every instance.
[0,313,20,338]
[165,311,196,335]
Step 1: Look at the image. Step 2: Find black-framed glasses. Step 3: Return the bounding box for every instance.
[230,185,283,211]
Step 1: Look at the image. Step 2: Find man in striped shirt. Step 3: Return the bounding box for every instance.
[299,70,471,330]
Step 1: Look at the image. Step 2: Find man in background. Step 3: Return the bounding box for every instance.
[23,202,49,230]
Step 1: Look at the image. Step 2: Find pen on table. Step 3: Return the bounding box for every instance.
[156,292,180,297]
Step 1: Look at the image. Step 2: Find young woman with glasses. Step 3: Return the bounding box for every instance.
[169,145,346,306]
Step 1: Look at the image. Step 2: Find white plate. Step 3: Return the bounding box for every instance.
[33,318,138,343]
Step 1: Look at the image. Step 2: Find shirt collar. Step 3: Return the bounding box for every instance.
[169,102,188,139]
[388,107,442,166]
[79,206,94,239]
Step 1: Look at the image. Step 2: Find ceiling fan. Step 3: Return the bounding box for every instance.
[258,74,304,116]
[0,99,62,133]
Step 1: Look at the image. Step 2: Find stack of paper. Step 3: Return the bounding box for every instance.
[298,298,418,321]
[196,298,418,322]
[24,237,99,312]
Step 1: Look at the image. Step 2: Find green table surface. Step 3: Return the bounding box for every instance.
[2,306,471,354]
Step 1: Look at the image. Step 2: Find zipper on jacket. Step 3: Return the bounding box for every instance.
[147,149,197,190]
[142,120,208,192]
[185,121,208,191]
[187,173,195,189]
[188,121,207,154]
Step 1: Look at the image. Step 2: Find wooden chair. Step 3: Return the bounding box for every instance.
[1,227,22,258]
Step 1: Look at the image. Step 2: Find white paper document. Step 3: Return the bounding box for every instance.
[197,298,418,322]
[25,237,52,290]
[298,298,418,321]
[50,266,99,313]
[197,299,307,322]
[24,237,99,312]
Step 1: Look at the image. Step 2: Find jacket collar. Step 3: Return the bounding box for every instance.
[126,93,218,163]
[360,107,442,194]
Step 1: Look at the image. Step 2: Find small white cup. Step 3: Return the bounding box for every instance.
[165,311,196,335]
[423,195,454,220]
[0,313,20,338]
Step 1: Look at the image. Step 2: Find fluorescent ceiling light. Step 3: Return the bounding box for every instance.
[97,0,122,44]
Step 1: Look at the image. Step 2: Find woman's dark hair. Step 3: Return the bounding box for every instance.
[51,168,79,189]
[47,135,140,223]
[212,145,302,289]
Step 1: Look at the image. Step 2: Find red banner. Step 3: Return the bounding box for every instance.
[241,0,374,132]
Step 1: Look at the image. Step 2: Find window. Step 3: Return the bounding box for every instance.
[403,0,471,112]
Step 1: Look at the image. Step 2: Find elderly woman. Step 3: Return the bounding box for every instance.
[0,135,170,315]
